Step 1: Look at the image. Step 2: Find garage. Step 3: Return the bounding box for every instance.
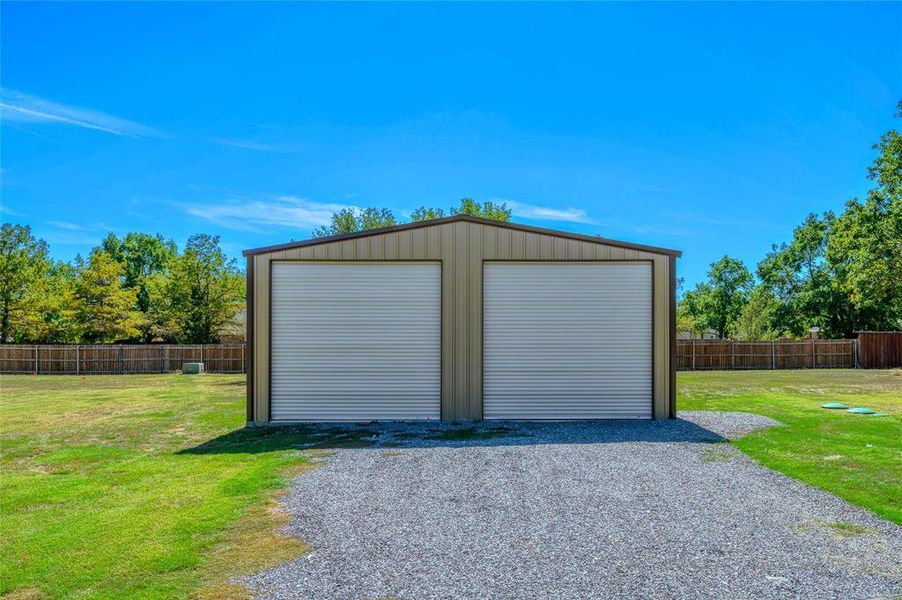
[244,214,679,424]
[270,262,441,421]
[483,262,652,419]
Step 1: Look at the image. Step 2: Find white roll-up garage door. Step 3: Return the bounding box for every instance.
[483,262,652,419]
[270,262,441,421]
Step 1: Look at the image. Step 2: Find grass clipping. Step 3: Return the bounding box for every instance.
[191,462,316,600]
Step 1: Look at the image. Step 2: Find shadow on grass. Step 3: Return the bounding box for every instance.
[179,418,726,455]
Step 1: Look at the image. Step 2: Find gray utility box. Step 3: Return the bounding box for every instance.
[182,362,205,375]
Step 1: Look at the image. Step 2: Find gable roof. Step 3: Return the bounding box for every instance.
[242,214,682,257]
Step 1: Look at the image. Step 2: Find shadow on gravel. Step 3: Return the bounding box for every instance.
[179,418,726,455]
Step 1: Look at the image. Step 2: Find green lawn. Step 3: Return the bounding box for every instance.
[2,370,900,598]
[679,369,902,524]
[0,374,319,600]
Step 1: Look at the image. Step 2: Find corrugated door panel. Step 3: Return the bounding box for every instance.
[270,262,441,421]
[483,262,652,419]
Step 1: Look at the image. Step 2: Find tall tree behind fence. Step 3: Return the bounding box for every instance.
[0,345,246,374]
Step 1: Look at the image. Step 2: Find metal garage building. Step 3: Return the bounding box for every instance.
[243,215,680,424]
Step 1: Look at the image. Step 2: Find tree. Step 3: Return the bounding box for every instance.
[827,101,902,331]
[16,261,81,343]
[682,256,754,338]
[734,287,783,340]
[312,207,396,237]
[73,250,142,343]
[102,232,177,341]
[161,234,244,343]
[451,198,511,221]
[410,206,447,221]
[676,304,703,338]
[0,223,49,343]
[412,198,512,222]
[757,213,856,338]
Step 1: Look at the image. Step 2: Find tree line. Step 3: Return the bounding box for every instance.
[0,230,244,344]
[0,198,510,345]
[680,103,902,340]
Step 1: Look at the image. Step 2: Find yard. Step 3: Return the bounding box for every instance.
[679,369,902,523]
[0,369,900,598]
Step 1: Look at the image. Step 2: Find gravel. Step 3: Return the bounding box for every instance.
[246,411,901,599]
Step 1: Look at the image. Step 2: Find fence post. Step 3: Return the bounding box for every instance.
[691,341,696,371]
[771,341,776,370]
[34,346,39,375]
[241,344,245,374]
[76,345,80,375]
[853,339,859,369]
[118,346,123,374]
[731,341,735,370]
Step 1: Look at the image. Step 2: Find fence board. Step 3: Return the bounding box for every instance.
[0,344,247,375]
[858,332,902,369]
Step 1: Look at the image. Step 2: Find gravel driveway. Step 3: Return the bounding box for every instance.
[246,412,901,599]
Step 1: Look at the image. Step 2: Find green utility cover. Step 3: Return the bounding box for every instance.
[870,413,889,417]
[847,407,875,414]
[821,402,849,409]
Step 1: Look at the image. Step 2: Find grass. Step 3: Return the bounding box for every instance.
[3,369,900,597]
[0,374,376,600]
[679,369,902,524]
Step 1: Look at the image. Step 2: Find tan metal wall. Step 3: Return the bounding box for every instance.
[251,220,674,422]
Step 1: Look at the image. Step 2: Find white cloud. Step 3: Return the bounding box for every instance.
[47,220,87,231]
[0,88,164,137]
[502,200,598,225]
[211,138,287,152]
[183,196,356,232]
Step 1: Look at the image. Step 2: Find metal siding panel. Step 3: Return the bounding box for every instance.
[454,222,469,419]
[270,263,441,421]
[384,233,399,259]
[497,228,511,260]
[254,255,270,421]
[397,230,412,259]
[468,223,483,419]
[483,263,653,419]
[482,225,497,260]
[441,226,455,418]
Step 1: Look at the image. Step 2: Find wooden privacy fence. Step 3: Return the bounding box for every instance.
[857,332,902,369]
[0,345,246,375]
[677,339,858,371]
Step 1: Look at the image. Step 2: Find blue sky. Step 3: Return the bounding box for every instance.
[1,2,899,288]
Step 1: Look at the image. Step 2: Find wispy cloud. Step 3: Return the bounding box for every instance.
[210,138,292,153]
[0,88,165,137]
[183,196,356,232]
[47,220,88,231]
[502,200,598,225]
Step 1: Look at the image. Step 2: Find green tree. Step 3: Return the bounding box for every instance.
[102,232,178,341]
[827,101,902,331]
[0,223,49,343]
[682,256,754,339]
[734,286,784,340]
[73,250,142,343]
[757,213,855,337]
[451,198,511,221]
[17,261,81,343]
[162,234,244,343]
[312,207,397,237]
[411,198,512,222]
[410,206,447,221]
